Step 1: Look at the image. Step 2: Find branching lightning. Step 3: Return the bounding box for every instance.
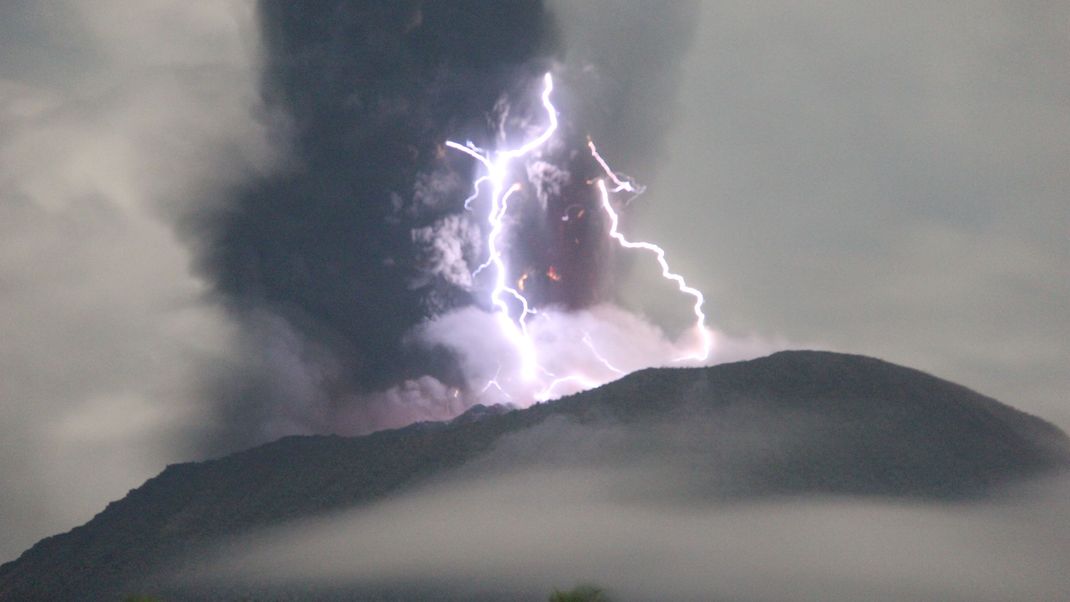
[447,72,712,405]
[587,138,640,192]
[595,178,712,362]
[480,363,512,400]
[582,332,625,375]
[446,73,556,383]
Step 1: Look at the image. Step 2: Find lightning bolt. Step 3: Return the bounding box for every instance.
[533,331,625,401]
[595,178,712,362]
[446,73,558,383]
[582,332,625,375]
[588,137,646,204]
[446,72,711,405]
[534,373,603,402]
[480,363,512,400]
[462,175,490,211]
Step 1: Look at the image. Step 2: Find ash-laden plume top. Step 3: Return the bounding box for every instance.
[1,352,1067,601]
[193,0,712,449]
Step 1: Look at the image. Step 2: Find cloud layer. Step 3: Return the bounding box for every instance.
[193,423,1070,601]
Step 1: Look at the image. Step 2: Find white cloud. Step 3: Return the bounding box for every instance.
[414,303,785,405]
[411,214,482,290]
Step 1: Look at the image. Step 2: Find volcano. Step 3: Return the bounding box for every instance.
[2,351,1067,600]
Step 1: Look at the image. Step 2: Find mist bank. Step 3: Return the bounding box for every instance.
[193,465,1070,601]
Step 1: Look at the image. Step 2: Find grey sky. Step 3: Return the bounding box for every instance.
[0,0,273,561]
[585,1,1069,428]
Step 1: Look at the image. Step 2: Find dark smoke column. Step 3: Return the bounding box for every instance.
[193,1,558,445]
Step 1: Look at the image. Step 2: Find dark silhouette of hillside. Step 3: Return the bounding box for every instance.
[1,351,1067,600]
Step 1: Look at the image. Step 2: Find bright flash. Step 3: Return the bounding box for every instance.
[447,72,712,404]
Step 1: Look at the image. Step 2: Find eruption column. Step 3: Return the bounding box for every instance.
[445,73,558,383]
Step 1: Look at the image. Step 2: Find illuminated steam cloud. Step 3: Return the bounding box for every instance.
[420,72,724,407]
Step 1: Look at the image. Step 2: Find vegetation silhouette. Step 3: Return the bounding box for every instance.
[549,584,610,601]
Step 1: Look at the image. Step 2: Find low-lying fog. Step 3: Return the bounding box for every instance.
[184,420,1070,601]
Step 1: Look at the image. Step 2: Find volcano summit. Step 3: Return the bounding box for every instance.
[1,351,1067,600]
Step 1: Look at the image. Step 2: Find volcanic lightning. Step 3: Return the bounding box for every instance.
[595,178,713,362]
[447,72,712,404]
[446,73,557,383]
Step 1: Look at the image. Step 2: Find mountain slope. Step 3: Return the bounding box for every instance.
[1,351,1067,600]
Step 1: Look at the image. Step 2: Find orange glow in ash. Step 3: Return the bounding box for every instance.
[546,266,561,282]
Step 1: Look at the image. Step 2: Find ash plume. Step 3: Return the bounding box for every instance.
[193,0,559,449]
[190,0,728,448]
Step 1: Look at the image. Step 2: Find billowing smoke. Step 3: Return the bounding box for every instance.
[192,0,782,443]
[191,0,557,449]
[414,305,780,411]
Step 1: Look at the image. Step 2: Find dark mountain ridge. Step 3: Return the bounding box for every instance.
[2,351,1067,600]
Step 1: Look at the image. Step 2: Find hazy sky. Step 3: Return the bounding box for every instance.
[0,0,274,561]
[553,0,1069,429]
[622,1,1069,427]
[1,0,1067,565]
